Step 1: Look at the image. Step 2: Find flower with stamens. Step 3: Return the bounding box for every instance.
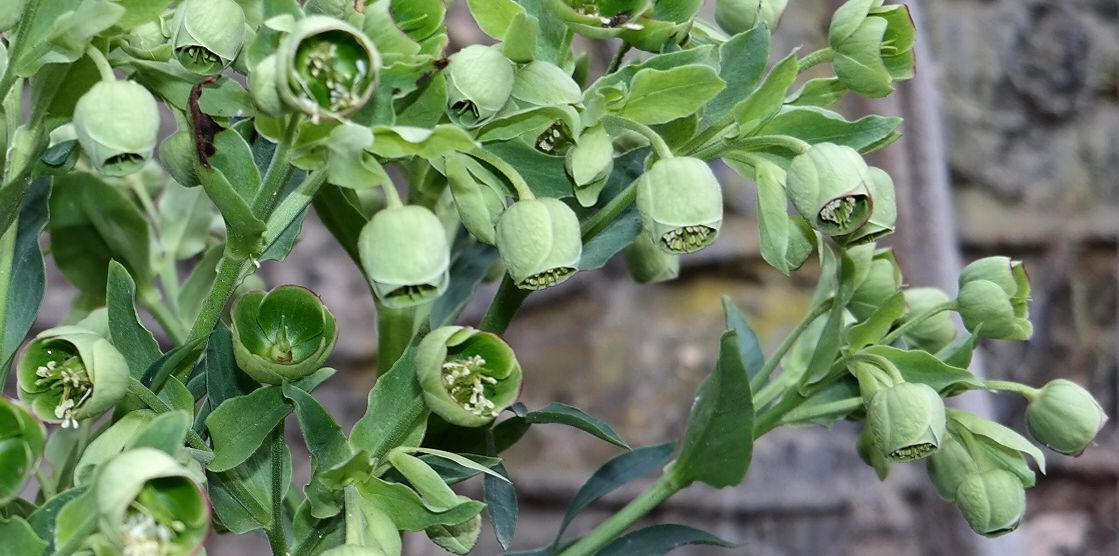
[635,157,723,255]
[0,398,46,503]
[231,286,338,385]
[866,382,946,462]
[359,205,451,307]
[73,80,160,177]
[417,327,523,427]
[839,166,896,245]
[276,15,381,120]
[171,0,246,75]
[447,45,515,127]
[496,198,583,290]
[17,326,127,429]
[786,142,873,236]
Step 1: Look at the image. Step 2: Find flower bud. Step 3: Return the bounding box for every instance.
[635,157,723,255]
[445,155,504,245]
[901,288,957,353]
[624,230,679,284]
[416,326,523,427]
[926,433,978,501]
[715,0,788,35]
[867,382,946,462]
[73,81,160,177]
[277,15,381,120]
[249,54,285,116]
[828,0,915,97]
[359,205,451,307]
[956,256,1032,340]
[839,166,896,245]
[954,469,1026,537]
[566,124,614,207]
[231,286,338,385]
[1025,379,1107,456]
[0,398,46,503]
[125,19,173,62]
[786,143,872,236]
[171,0,246,75]
[495,198,583,290]
[17,326,128,429]
[447,45,515,127]
[847,251,902,321]
[95,448,210,555]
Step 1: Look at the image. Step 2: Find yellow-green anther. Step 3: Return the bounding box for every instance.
[786,143,872,236]
[715,0,788,35]
[358,205,451,307]
[16,326,128,429]
[901,288,957,353]
[231,286,338,385]
[447,45,515,127]
[249,54,284,116]
[171,0,246,75]
[956,256,1032,340]
[840,166,896,245]
[926,433,978,501]
[73,81,160,177]
[1025,379,1107,456]
[954,469,1026,537]
[535,120,575,155]
[867,382,946,462]
[624,230,679,284]
[0,398,46,504]
[848,251,902,321]
[277,15,381,120]
[495,198,583,290]
[636,157,723,255]
[566,124,614,207]
[416,326,523,427]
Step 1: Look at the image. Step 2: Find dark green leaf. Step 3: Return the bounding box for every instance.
[106,261,162,379]
[312,183,368,266]
[143,337,205,391]
[846,292,905,351]
[157,376,195,414]
[721,296,765,379]
[483,141,571,199]
[351,348,429,458]
[598,524,736,556]
[484,433,517,550]
[704,25,770,127]
[523,403,629,449]
[27,486,85,552]
[206,386,290,472]
[0,516,47,556]
[577,208,640,270]
[207,438,292,534]
[282,383,351,470]
[0,178,49,380]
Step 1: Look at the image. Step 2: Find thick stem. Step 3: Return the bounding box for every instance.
[606,43,632,75]
[375,301,417,375]
[469,148,535,200]
[602,115,673,161]
[0,216,17,385]
[478,276,530,335]
[263,169,328,248]
[184,249,247,347]
[879,300,958,345]
[267,423,289,556]
[557,473,684,556]
[679,113,735,158]
[251,115,300,218]
[749,297,834,396]
[798,47,835,74]
[983,380,1040,400]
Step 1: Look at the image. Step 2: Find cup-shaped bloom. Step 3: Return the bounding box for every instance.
[828,0,915,97]
[847,252,902,321]
[954,469,1026,537]
[359,205,451,307]
[495,198,583,290]
[231,286,338,385]
[636,157,723,255]
[956,256,1032,340]
[171,0,246,75]
[624,230,679,284]
[715,0,788,35]
[840,166,896,245]
[73,80,160,177]
[249,54,285,116]
[17,326,128,429]
[1025,379,1107,456]
[786,143,872,236]
[926,433,978,501]
[0,398,46,503]
[95,448,210,555]
[901,288,957,353]
[447,45,515,127]
[867,382,946,462]
[277,15,381,120]
[417,326,523,427]
[566,124,614,207]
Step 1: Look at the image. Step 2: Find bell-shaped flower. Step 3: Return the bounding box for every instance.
[447,45,515,127]
[417,326,523,427]
[231,286,338,385]
[636,157,723,254]
[828,0,916,97]
[359,205,451,307]
[495,198,583,290]
[17,326,128,429]
[1026,379,1107,456]
[786,143,872,236]
[901,288,957,353]
[956,256,1032,340]
[73,80,160,177]
[839,166,896,245]
[954,469,1026,537]
[867,381,946,462]
[171,0,246,75]
[715,0,788,35]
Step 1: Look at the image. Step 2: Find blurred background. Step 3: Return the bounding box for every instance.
[19,0,1119,554]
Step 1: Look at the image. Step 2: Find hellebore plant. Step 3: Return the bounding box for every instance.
[0,1,1107,555]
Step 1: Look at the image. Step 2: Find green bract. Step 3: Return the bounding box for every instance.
[358,205,451,307]
[867,382,946,462]
[417,326,523,427]
[566,124,615,207]
[1025,379,1107,456]
[73,80,160,177]
[447,45,515,127]
[901,288,957,353]
[786,143,872,236]
[954,469,1026,537]
[635,157,723,254]
[495,198,583,290]
[847,251,901,321]
[715,0,788,35]
[17,326,128,429]
[276,15,381,120]
[231,286,338,385]
[828,0,916,97]
[95,448,210,555]
[956,256,1032,340]
[624,230,680,284]
[0,398,46,503]
[171,0,246,75]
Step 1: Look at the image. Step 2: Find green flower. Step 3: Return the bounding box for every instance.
[73,80,160,177]
[566,124,614,207]
[124,19,173,62]
[828,0,916,97]
[0,398,46,504]
[847,250,901,321]
[635,157,723,254]
[231,286,338,385]
[277,15,381,120]
[715,0,788,34]
[786,143,872,236]
[17,326,128,429]
[954,469,1026,537]
[956,256,1032,340]
[1025,379,1107,456]
[447,45,515,127]
[495,198,583,290]
[624,230,679,284]
[417,326,523,427]
[901,288,957,353]
[867,382,946,462]
[925,433,978,501]
[171,0,246,75]
[359,205,451,307]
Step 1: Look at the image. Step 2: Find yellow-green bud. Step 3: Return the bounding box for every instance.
[635,157,723,255]
[829,0,916,97]
[867,382,946,462]
[277,15,381,120]
[416,326,523,427]
[17,326,128,429]
[715,0,788,35]
[231,286,339,385]
[496,198,583,290]
[359,205,451,307]
[1025,379,1107,456]
[956,256,1032,340]
[902,288,957,353]
[447,45,515,127]
[786,143,872,236]
[566,124,615,207]
[847,251,902,321]
[73,81,160,177]
[954,469,1026,537]
[125,19,173,62]
[0,398,46,504]
[171,0,246,75]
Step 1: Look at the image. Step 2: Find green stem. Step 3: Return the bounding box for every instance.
[478,276,530,335]
[848,352,904,384]
[606,43,632,75]
[379,177,403,208]
[263,169,328,247]
[679,113,735,158]
[50,515,97,556]
[267,423,289,556]
[251,115,300,219]
[557,473,684,556]
[469,148,535,200]
[0,215,17,385]
[798,47,834,74]
[375,300,417,374]
[749,297,834,395]
[580,179,638,241]
[691,134,812,161]
[0,0,41,104]
[879,300,958,345]
[754,367,848,439]
[142,294,187,345]
[780,397,864,426]
[983,380,1040,400]
[602,115,673,161]
[127,378,212,452]
[84,46,115,82]
[184,249,247,346]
